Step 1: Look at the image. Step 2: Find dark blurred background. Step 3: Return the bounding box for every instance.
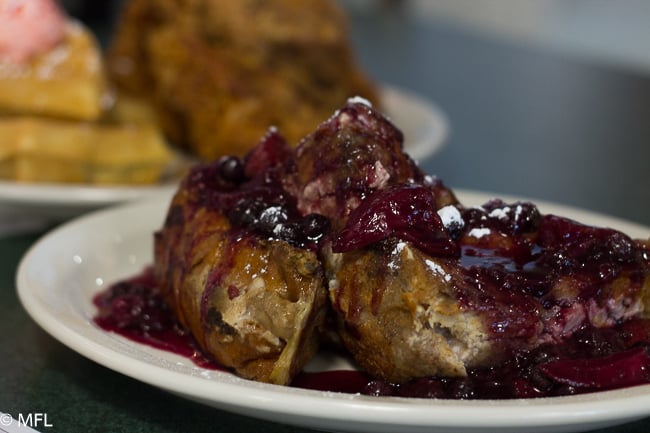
[60,0,123,45]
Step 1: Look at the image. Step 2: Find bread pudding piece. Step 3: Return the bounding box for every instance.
[283,99,650,385]
[282,98,424,231]
[325,190,650,383]
[276,98,490,382]
[297,102,650,383]
[154,97,650,388]
[106,0,380,160]
[154,131,328,385]
[0,21,108,121]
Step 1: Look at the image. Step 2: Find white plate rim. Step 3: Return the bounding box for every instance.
[379,83,449,161]
[0,180,177,207]
[15,189,650,433]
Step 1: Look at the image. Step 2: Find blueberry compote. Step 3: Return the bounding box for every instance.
[93,129,650,399]
[180,129,330,250]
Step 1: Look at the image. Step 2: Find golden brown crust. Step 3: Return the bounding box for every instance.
[325,242,491,383]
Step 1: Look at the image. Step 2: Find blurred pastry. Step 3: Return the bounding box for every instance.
[154,132,328,384]
[0,0,177,186]
[0,116,173,185]
[0,0,108,120]
[107,0,380,160]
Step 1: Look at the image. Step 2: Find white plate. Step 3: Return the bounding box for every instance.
[379,84,449,161]
[0,85,446,227]
[16,189,650,433]
[0,181,178,221]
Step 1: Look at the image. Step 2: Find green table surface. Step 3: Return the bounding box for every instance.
[3,2,650,433]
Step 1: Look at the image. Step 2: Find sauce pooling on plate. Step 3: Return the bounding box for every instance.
[93,269,220,370]
[93,266,650,399]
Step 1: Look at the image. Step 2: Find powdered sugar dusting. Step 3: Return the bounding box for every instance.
[437,205,464,231]
[347,96,372,107]
[468,227,491,239]
[425,259,452,282]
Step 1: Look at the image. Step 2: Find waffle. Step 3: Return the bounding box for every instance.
[0,116,174,185]
[0,22,108,121]
[0,10,179,186]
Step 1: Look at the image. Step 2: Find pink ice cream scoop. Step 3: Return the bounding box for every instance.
[0,0,67,64]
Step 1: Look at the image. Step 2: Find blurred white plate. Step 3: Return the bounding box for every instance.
[16,189,650,433]
[0,85,446,230]
[380,84,449,160]
[0,181,177,219]
[0,181,178,235]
